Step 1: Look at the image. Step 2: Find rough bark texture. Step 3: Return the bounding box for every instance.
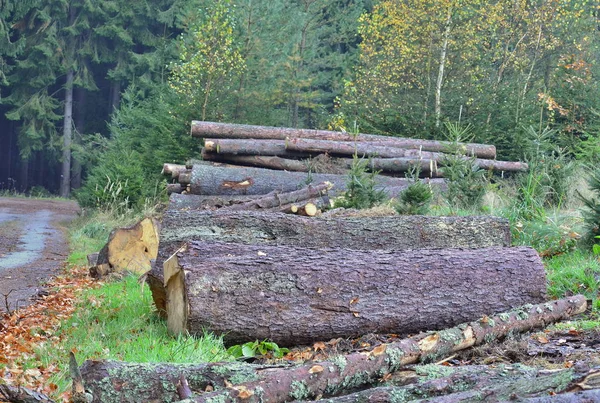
[221,183,331,211]
[167,193,262,211]
[162,163,187,176]
[0,385,56,403]
[185,163,442,196]
[148,211,511,316]
[167,183,184,194]
[309,365,590,403]
[523,389,600,402]
[172,296,587,403]
[166,241,546,345]
[201,152,311,172]
[204,139,298,157]
[78,360,270,403]
[190,121,496,159]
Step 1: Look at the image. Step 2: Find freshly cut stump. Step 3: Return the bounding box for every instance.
[93,217,159,277]
[147,211,512,316]
[165,241,546,346]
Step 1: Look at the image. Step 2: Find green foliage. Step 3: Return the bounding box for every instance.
[440,123,487,211]
[395,166,433,215]
[579,168,600,248]
[227,340,289,360]
[76,83,199,210]
[334,154,387,209]
[545,250,600,303]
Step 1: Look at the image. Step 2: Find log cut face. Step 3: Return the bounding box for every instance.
[167,241,546,346]
[148,211,512,316]
[94,217,159,277]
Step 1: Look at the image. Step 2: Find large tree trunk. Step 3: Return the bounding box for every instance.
[183,163,440,196]
[165,241,546,345]
[60,69,74,198]
[201,152,312,172]
[148,211,511,316]
[190,121,497,159]
[77,296,587,403]
[435,6,452,128]
[167,193,263,211]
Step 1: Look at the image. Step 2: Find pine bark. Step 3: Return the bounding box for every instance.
[221,183,331,211]
[190,121,496,159]
[171,296,587,403]
[148,211,511,316]
[201,152,311,172]
[165,241,546,345]
[167,193,263,211]
[60,69,74,198]
[183,164,437,196]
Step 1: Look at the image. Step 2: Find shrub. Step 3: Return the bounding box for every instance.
[579,168,600,248]
[395,165,433,215]
[334,155,387,209]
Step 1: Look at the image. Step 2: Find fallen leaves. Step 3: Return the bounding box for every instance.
[0,265,98,402]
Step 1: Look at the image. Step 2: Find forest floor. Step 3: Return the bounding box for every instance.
[0,197,79,314]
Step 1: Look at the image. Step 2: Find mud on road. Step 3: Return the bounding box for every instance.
[0,197,80,313]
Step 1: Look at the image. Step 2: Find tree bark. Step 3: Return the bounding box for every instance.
[60,68,74,198]
[162,163,188,176]
[167,183,184,195]
[190,121,496,159]
[170,296,587,403]
[221,182,331,211]
[201,152,312,172]
[167,193,264,211]
[435,6,452,128]
[165,241,546,345]
[148,211,511,316]
[0,385,56,403]
[183,163,438,196]
[307,366,597,403]
[204,139,300,157]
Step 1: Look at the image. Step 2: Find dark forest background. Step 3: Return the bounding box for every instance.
[1,0,599,202]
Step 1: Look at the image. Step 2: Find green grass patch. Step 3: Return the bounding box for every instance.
[545,250,600,303]
[36,275,231,394]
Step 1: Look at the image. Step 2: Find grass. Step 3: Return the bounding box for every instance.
[36,275,231,393]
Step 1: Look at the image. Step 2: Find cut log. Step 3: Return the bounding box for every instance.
[167,183,183,194]
[167,193,264,211]
[93,218,159,278]
[183,163,441,196]
[201,152,312,172]
[165,241,547,345]
[0,385,56,403]
[307,365,596,403]
[148,211,511,316]
[86,252,99,268]
[162,163,187,176]
[221,183,331,212]
[170,296,587,403]
[190,121,497,159]
[286,138,528,172]
[76,296,586,403]
[204,139,297,157]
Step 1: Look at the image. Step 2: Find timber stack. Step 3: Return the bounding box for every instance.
[68,121,591,403]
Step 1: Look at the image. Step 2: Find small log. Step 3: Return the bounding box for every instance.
[167,193,264,211]
[308,365,597,403]
[165,241,547,345]
[202,151,311,172]
[190,121,497,159]
[86,252,99,268]
[277,197,331,214]
[148,211,511,316]
[167,183,183,194]
[162,163,187,176]
[524,389,600,403]
[93,218,159,278]
[183,163,438,196]
[204,139,295,157]
[297,202,318,216]
[172,296,587,403]
[287,139,528,172]
[221,183,331,212]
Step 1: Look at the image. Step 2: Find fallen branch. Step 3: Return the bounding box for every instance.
[0,384,56,403]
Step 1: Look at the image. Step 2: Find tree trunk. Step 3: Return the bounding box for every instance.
[204,139,300,157]
[71,87,85,190]
[307,366,595,403]
[148,211,511,316]
[182,163,438,196]
[60,68,74,198]
[162,164,188,176]
[170,296,587,403]
[165,241,546,345]
[167,193,265,211]
[435,7,452,128]
[202,152,311,172]
[0,385,56,403]
[190,121,496,159]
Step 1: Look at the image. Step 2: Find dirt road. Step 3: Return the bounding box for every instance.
[0,197,80,313]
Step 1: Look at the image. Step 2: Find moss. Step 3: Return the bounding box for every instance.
[545,303,554,312]
[289,380,310,400]
[516,310,529,320]
[385,347,405,369]
[330,355,347,373]
[487,318,495,327]
[415,364,455,380]
[536,306,543,314]
[254,386,265,403]
[498,312,510,322]
[229,369,259,385]
[390,388,411,403]
[438,329,462,342]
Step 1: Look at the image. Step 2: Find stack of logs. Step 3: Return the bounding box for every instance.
[164,121,528,205]
[65,121,592,403]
